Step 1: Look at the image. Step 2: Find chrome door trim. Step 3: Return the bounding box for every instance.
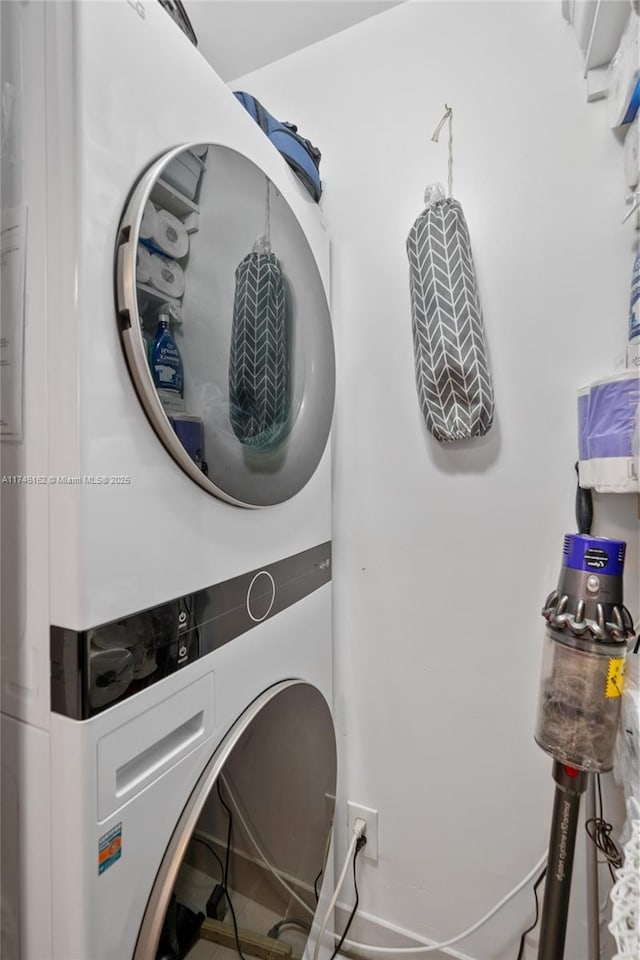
[133,679,310,959]
[115,142,335,509]
[115,142,251,508]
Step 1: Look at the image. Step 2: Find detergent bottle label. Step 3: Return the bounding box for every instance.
[152,323,184,396]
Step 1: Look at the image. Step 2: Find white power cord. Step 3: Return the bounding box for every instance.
[312,817,366,960]
[335,851,549,955]
[219,774,315,917]
[220,775,549,959]
[609,798,640,960]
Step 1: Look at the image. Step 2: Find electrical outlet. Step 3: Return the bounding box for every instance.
[347,801,378,861]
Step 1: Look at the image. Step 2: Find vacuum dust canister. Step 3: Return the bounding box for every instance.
[535,534,635,773]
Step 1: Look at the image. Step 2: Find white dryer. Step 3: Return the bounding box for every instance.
[0,2,336,959]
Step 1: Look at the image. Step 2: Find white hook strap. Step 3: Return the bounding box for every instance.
[265,177,271,242]
[623,189,640,225]
[431,104,453,198]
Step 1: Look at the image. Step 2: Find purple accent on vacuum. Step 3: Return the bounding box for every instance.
[562,534,626,577]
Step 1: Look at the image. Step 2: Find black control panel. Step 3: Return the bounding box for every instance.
[51,542,331,719]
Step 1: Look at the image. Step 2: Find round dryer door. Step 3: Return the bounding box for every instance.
[115,144,335,507]
[134,681,337,960]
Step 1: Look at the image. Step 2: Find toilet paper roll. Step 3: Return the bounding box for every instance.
[147,207,189,259]
[140,200,157,240]
[607,12,640,129]
[149,253,185,299]
[136,244,153,284]
[580,371,640,494]
[625,114,640,188]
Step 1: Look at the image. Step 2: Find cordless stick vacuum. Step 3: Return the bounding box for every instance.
[534,533,635,959]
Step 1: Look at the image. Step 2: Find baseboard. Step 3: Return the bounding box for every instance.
[333,904,478,960]
[185,830,478,960]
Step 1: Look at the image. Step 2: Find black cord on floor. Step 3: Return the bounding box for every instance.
[314,868,323,903]
[216,778,249,960]
[328,836,366,960]
[190,835,225,882]
[191,792,309,959]
[515,866,547,960]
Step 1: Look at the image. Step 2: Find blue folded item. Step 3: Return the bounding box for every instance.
[233,91,322,202]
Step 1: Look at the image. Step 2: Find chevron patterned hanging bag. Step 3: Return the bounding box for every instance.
[406,107,494,442]
[229,181,289,447]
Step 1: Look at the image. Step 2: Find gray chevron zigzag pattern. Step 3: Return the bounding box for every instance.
[406,197,495,442]
[229,251,289,447]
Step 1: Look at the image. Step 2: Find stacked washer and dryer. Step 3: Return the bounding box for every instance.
[1,3,336,959]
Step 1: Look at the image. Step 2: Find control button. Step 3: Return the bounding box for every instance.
[586,575,600,594]
[247,571,276,623]
[178,645,187,659]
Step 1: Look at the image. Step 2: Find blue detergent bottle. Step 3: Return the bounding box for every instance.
[151,308,184,398]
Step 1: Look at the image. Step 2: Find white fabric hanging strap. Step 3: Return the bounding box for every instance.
[431,104,453,198]
[253,177,272,254]
[264,177,271,242]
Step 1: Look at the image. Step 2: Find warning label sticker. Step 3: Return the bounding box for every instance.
[98,823,122,875]
[605,658,625,699]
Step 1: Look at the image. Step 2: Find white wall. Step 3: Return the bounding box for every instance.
[233,3,639,958]
[188,1,403,81]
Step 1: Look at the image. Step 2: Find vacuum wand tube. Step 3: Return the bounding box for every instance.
[538,762,587,958]
[534,534,634,960]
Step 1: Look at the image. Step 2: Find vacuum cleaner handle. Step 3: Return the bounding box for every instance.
[574,462,593,535]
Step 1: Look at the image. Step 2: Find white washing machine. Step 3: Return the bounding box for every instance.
[1,2,336,959]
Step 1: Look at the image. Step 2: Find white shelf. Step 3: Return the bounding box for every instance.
[136,282,181,310]
[584,0,629,72]
[152,179,200,220]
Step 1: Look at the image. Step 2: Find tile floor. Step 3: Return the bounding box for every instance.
[177,863,309,960]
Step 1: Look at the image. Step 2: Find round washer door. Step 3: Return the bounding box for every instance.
[133,680,337,960]
[115,144,335,508]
